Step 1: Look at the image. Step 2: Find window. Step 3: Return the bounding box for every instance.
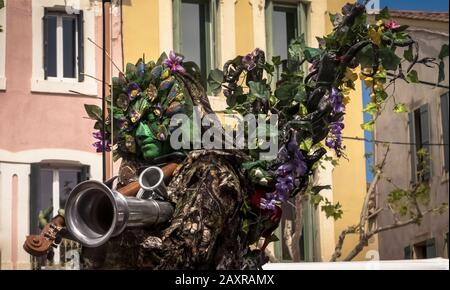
[413,238,437,259]
[29,163,89,269]
[409,104,431,182]
[173,0,216,86]
[43,10,84,81]
[440,93,449,174]
[30,163,90,234]
[265,1,307,82]
[31,1,96,95]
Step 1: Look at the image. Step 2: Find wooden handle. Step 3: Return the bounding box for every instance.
[117,163,179,197]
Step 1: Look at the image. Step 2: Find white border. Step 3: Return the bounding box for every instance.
[31,0,97,96]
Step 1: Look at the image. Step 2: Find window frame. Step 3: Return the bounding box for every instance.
[172,0,217,86]
[265,0,308,86]
[409,103,432,183]
[31,1,96,96]
[44,10,79,81]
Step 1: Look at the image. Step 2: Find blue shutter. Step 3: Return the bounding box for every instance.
[77,11,84,82]
[408,112,417,183]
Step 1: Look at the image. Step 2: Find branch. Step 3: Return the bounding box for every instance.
[330,226,358,262]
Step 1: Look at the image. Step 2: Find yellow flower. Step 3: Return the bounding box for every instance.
[376,20,384,27]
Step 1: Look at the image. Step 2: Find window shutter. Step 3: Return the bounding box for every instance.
[79,165,90,181]
[426,238,437,258]
[29,164,42,235]
[404,245,413,259]
[77,10,85,82]
[408,112,417,183]
[43,8,49,80]
[420,104,431,179]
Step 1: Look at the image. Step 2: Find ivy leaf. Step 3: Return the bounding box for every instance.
[406,70,419,83]
[393,103,408,113]
[379,48,401,70]
[438,44,449,60]
[275,83,297,101]
[357,45,376,68]
[248,81,270,100]
[304,47,321,62]
[207,69,224,96]
[363,102,378,115]
[272,56,281,66]
[403,46,414,62]
[84,104,102,121]
[300,138,313,151]
[375,7,390,21]
[361,120,375,132]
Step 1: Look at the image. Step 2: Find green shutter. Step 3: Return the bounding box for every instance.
[404,245,413,259]
[408,112,417,183]
[419,104,431,180]
[426,238,437,258]
[77,11,85,82]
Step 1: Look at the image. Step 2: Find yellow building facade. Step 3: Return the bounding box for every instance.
[120,0,376,262]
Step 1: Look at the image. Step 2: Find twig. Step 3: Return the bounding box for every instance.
[88,37,124,75]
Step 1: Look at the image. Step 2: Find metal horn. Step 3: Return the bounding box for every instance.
[65,180,173,247]
[137,166,168,200]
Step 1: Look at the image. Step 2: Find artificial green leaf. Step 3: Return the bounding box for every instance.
[207,69,224,96]
[84,104,102,121]
[393,103,408,113]
[275,83,297,101]
[379,48,401,70]
[248,81,270,100]
[357,45,376,68]
[300,138,313,151]
[304,47,321,62]
[406,70,419,83]
[156,52,168,66]
[272,56,281,66]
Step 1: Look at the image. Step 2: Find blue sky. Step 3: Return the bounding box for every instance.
[361,0,448,182]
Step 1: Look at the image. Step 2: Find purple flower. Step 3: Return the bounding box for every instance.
[92,130,111,153]
[242,48,262,71]
[262,135,308,212]
[126,82,141,101]
[163,51,186,74]
[329,87,345,113]
[325,118,345,156]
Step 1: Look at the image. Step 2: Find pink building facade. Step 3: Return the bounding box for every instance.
[0,0,122,269]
